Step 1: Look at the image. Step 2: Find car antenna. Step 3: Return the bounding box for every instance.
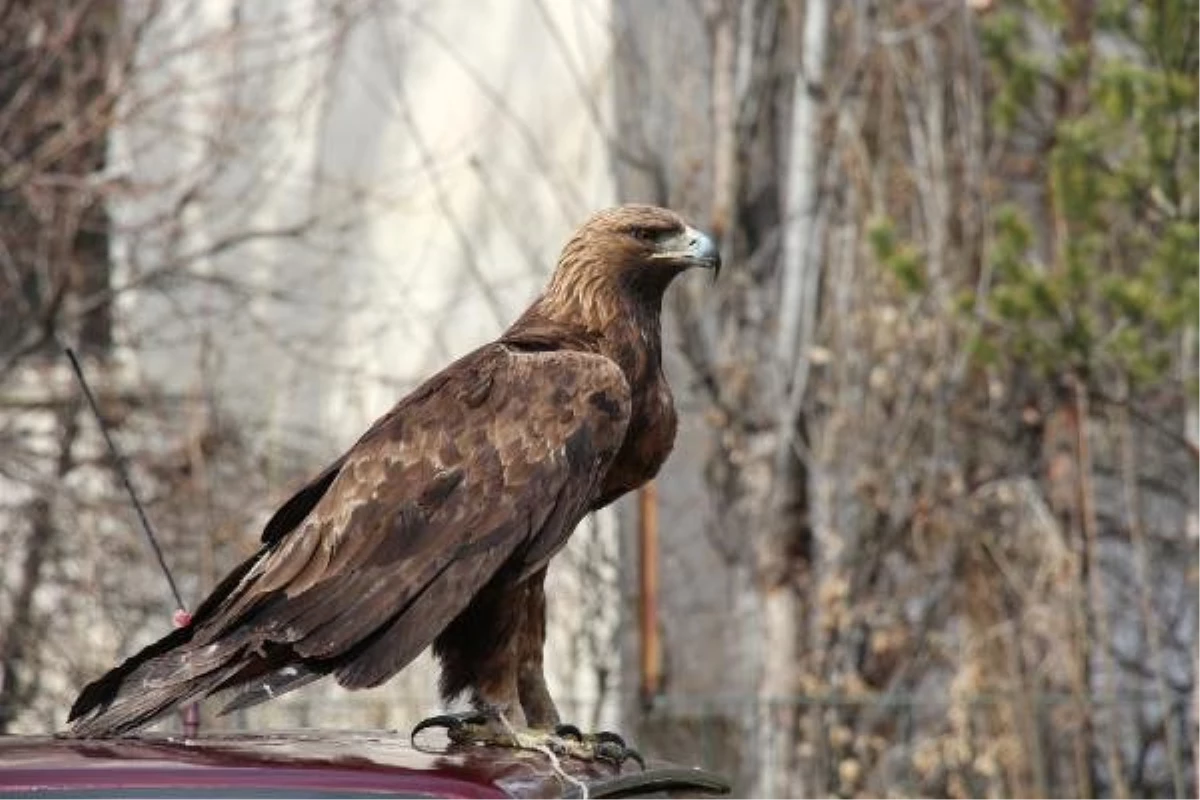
[65,347,200,736]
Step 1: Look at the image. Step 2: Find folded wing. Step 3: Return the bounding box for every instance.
[68,344,630,736]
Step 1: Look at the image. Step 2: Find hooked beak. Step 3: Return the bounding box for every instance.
[650,225,722,278]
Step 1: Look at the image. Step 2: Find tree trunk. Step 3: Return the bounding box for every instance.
[757,446,812,797]
[758,0,829,795]
[1180,326,1200,796]
[0,399,80,732]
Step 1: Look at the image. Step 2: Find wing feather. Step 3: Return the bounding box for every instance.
[68,343,630,734]
[239,344,631,672]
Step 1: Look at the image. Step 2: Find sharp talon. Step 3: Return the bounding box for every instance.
[593,730,626,747]
[554,723,583,741]
[411,713,482,742]
[590,730,644,769]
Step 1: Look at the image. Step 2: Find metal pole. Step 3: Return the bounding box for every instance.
[638,482,661,708]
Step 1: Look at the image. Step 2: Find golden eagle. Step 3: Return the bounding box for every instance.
[68,204,719,759]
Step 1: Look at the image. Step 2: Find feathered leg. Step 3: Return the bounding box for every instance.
[416,569,642,767]
[516,571,559,728]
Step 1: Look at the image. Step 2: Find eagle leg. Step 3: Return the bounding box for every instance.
[410,712,645,769]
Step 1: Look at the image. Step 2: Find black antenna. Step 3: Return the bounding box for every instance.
[65,347,186,611]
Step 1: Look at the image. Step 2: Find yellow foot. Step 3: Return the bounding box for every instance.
[411,713,645,769]
[551,723,645,769]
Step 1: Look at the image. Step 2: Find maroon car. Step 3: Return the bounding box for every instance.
[0,729,730,798]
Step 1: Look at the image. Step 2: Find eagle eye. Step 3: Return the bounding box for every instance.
[628,226,657,243]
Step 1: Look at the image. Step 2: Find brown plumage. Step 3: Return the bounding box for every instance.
[67,204,720,737]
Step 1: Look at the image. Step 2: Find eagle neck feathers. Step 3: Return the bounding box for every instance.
[500,264,676,509]
[504,268,666,381]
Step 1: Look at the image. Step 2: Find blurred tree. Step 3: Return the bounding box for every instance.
[971,4,1198,795]
[0,0,117,368]
[0,0,329,733]
[1,0,624,739]
[612,0,1196,796]
[0,0,121,733]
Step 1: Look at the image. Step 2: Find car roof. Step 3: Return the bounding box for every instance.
[0,729,730,799]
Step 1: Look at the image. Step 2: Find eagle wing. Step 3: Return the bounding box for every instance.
[68,343,630,734]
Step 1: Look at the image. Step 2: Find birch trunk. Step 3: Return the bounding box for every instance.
[759,1,829,796]
[775,0,828,389]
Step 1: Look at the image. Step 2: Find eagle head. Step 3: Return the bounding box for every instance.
[566,204,720,277]
[542,205,720,324]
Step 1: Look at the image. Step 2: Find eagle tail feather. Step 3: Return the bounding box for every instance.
[66,633,250,738]
[216,664,323,715]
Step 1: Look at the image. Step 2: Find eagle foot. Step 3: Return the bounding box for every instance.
[553,724,645,769]
[411,713,644,769]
